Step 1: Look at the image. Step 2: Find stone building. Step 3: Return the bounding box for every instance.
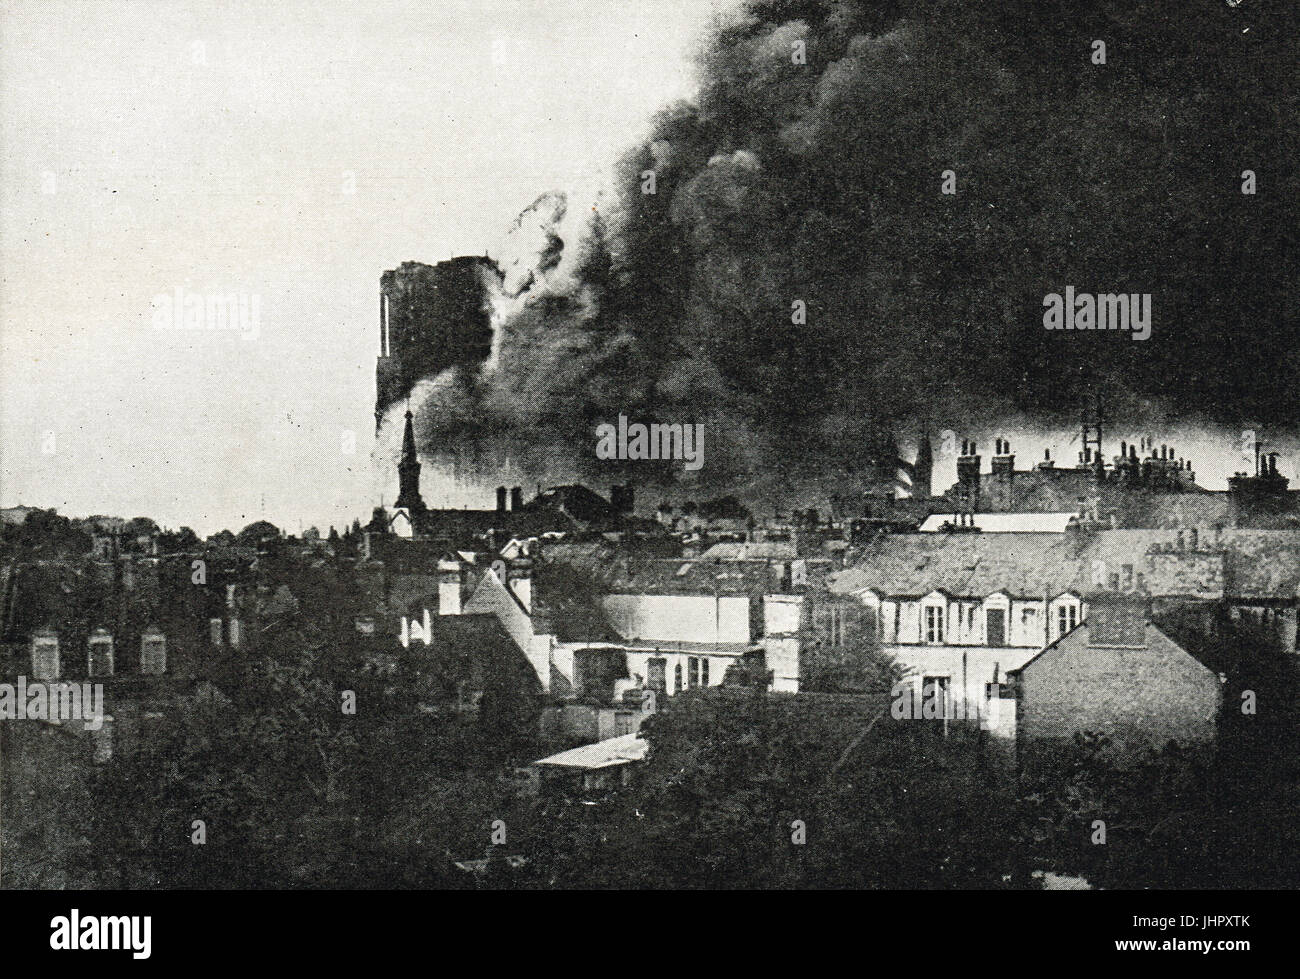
[1010,597,1222,768]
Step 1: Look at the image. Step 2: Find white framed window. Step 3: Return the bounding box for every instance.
[924,605,945,644]
[687,656,710,688]
[1056,602,1078,639]
[829,606,845,646]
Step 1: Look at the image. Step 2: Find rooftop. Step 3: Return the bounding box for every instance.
[532,732,649,770]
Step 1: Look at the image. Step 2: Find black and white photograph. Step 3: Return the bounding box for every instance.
[0,0,1295,955]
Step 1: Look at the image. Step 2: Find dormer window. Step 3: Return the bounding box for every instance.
[924,605,945,644]
[1055,601,1079,639]
[986,607,1007,646]
[983,593,1010,646]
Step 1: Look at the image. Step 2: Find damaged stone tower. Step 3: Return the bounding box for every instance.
[375,257,498,429]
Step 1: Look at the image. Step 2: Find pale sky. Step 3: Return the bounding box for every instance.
[2,0,1285,537]
[0,0,736,535]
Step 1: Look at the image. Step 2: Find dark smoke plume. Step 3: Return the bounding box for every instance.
[413,0,1299,504]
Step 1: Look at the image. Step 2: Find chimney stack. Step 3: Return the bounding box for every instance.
[991,438,1014,472]
[510,486,523,511]
[957,440,982,496]
[496,486,508,513]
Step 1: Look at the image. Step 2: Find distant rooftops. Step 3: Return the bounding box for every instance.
[918,512,1077,533]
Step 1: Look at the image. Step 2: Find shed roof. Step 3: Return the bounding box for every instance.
[532,732,648,769]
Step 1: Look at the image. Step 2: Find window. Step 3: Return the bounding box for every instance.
[924,605,945,644]
[647,657,667,694]
[985,608,1006,646]
[687,656,710,688]
[141,636,166,675]
[673,662,682,694]
[209,617,224,646]
[829,606,844,646]
[229,618,242,648]
[1056,603,1078,638]
[32,639,59,682]
[88,638,114,678]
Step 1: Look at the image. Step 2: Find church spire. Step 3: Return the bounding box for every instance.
[394,406,425,511]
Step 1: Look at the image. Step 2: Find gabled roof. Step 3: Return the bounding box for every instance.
[1010,621,1213,677]
[524,484,618,524]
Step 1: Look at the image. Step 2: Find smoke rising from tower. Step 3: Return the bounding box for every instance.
[387,0,1297,509]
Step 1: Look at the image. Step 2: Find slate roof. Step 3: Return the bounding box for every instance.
[1220,530,1300,599]
[830,528,1300,602]
[599,557,783,596]
[1121,492,1232,529]
[699,541,799,561]
[831,533,1089,600]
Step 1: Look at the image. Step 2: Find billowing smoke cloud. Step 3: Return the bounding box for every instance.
[407,0,1299,509]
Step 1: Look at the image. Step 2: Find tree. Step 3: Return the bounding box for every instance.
[236,520,281,548]
[799,598,900,694]
[529,686,1023,888]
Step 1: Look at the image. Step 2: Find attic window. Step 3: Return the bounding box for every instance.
[924,606,945,644]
